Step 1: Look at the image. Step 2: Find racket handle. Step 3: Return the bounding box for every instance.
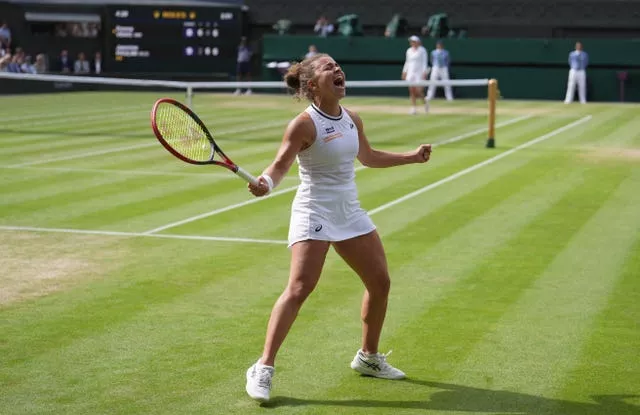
[235,166,258,186]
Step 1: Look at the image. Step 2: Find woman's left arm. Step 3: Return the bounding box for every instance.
[349,110,432,168]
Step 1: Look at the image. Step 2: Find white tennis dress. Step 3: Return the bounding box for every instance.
[403,46,428,82]
[287,104,376,248]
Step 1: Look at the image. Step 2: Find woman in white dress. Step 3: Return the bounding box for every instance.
[402,35,429,114]
[244,53,432,403]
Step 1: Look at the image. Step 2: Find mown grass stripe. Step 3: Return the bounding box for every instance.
[385,164,630,385]
[445,167,640,408]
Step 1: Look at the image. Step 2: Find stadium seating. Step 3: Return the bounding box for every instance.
[243,0,640,37]
[336,14,363,37]
[385,14,409,37]
[272,19,292,35]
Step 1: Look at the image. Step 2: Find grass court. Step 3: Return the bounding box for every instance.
[1,91,639,414]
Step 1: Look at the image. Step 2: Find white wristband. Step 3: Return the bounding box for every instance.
[262,174,274,192]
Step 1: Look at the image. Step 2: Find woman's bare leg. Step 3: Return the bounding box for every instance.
[333,231,390,354]
[260,240,330,366]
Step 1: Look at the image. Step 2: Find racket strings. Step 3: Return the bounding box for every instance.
[156,104,212,162]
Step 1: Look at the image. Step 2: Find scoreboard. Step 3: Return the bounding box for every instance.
[104,5,243,74]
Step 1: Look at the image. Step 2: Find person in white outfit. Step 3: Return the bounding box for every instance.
[402,35,429,114]
[244,53,433,403]
[426,41,454,101]
[564,41,589,104]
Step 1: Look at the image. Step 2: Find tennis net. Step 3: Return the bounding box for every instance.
[0,72,500,147]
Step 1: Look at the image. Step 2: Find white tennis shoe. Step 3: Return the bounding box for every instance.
[350,349,406,379]
[246,360,275,402]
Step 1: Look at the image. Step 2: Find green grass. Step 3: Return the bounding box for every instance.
[1,91,639,414]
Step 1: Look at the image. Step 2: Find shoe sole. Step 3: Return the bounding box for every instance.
[245,385,270,402]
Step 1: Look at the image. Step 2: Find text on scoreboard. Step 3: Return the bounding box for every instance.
[105,5,243,73]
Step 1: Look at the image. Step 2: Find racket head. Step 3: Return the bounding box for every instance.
[151,98,232,168]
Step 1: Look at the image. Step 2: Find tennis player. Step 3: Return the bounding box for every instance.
[402,35,429,115]
[245,53,432,402]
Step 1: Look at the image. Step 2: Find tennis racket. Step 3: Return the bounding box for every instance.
[150,98,258,185]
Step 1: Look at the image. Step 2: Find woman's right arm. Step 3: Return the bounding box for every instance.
[248,113,315,197]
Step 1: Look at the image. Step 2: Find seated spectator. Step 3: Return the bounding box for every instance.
[7,54,21,72]
[0,53,11,71]
[4,47,26,73]
[58,49,72,73]
[34,53,47,73]
[74,52,90,74]
[314,16,334,37]
[21,55,36,74]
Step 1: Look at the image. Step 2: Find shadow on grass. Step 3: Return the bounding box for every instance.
[263,379,640,414]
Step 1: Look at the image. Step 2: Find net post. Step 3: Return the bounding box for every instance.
[186,85,193,108]
[486,78,497,148]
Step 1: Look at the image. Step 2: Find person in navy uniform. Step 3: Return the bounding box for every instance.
[234,37,253,95]
[426,41,454,102]
[564,42,589,104]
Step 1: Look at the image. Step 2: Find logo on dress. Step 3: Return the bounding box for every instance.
[325,126,335,134]
[350,123,354,129]
[314,224,323,232]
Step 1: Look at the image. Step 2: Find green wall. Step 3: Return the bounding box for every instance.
[262,35,640,102]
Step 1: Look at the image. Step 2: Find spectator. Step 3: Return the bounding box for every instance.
[92,51,102,74]
[21,55,36,74]
[314,16,334,37]
[58,49,72,73]
[5,47,25,73]
[0,53,11,71]
[305,44,318,59]
[0,21,11,49]
[34,53,47,73]
[233,36,253,95]
[7,54,21,72]
[74,52,90,74]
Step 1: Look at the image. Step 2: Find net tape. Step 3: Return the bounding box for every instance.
[0,72,489,89]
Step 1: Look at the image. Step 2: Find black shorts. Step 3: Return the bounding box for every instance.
[237,61,250,75]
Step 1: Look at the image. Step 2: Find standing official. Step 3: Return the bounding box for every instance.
[234,37,253,96]
[426,41,454,101]
[564,42,589,104]
[402,35,429,115]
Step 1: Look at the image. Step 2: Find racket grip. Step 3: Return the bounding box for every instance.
[235,166,258,186]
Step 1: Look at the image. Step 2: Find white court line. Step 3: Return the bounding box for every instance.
[7,120,288,168]
[142,181,314,234]
[435,114,533,146]
[8,143,157,168]
[368,115,592,215]
[144,115,534,234]
[0,225,287,245]
[0,114,570,244]
[3,109,151,130]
